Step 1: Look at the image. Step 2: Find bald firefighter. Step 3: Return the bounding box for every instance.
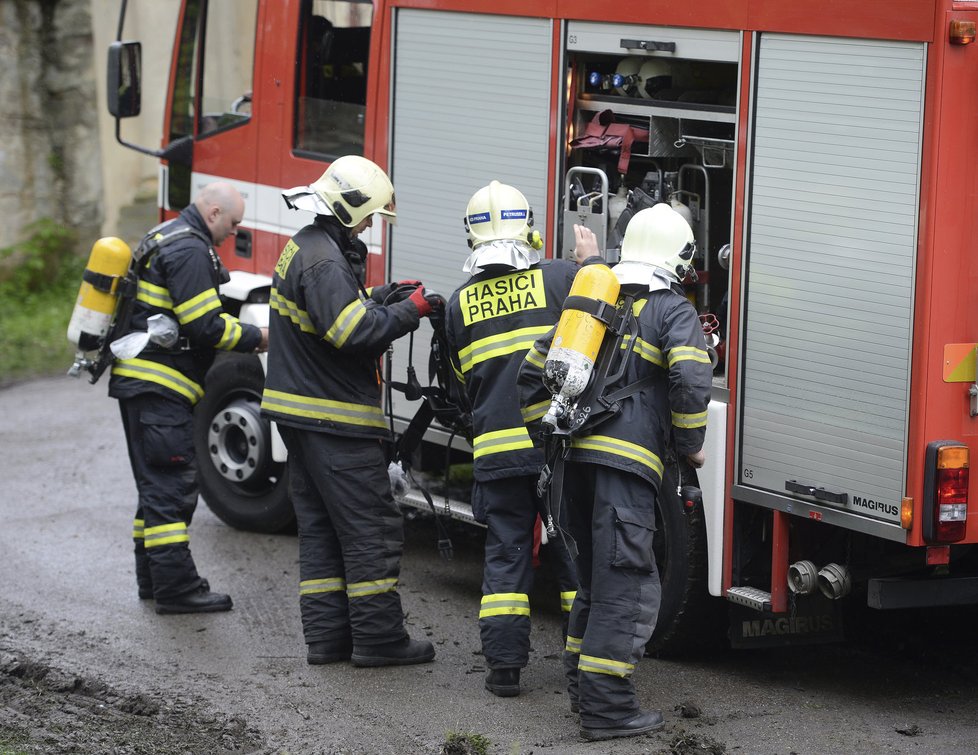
[110,182,268,613]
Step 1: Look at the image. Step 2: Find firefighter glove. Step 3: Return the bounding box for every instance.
[408,284,433,317]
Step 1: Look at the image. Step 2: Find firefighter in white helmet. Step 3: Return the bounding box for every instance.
[443,180,602,697]
[262,155,436,667]
[518,203,711,740]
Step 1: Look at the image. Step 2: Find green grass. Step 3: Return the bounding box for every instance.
[0,220,83,386]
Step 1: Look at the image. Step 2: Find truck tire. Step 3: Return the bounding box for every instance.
[646,463,725,656]
[193,352,294,533]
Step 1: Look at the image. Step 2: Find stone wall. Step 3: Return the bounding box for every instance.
[0,0,102,250]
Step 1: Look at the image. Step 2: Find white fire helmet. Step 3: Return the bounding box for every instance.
[617,203,696,286]
[461,180,543,273]
[281,155,396,227]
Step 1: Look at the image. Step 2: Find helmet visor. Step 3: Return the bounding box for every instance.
[373,196,397,225]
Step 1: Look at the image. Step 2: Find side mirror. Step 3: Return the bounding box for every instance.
[107,41,142,118]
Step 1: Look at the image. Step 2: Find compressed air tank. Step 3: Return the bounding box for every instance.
[542,264,621,429]
[67,237,132,352]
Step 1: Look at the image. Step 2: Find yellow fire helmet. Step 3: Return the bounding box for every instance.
[282,155,396,227]
[617,203,696,286]
[462,180,543,273]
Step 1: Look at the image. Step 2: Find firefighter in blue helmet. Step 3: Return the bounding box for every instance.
[261,155,436,667]
[110,181,268,613]
[443,180,601,697]
[519,203,711,740]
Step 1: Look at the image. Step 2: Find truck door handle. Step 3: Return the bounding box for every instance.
[235,228,252,259]
[620,38,677,53]
[785,480,849,505]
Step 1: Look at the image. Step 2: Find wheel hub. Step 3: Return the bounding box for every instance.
[206,398,269,485]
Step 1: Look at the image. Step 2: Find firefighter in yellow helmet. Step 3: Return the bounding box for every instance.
[262,155,436,667]
[443,180,601,697]
[518,203,711,740]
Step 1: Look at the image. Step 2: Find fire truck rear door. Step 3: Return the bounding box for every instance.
[736,34,925,539]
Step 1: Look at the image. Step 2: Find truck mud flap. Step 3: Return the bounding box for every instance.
[728,595,843,649]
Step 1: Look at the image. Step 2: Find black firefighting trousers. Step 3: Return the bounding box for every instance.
[119,394,203,600]
[561,464,661,729]
[278,426,409,647]
[475,475,579,669]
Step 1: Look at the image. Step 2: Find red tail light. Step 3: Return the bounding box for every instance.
[925,443,969,543]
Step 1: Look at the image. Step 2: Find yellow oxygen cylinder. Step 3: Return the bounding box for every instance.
[67,237,132,355]
[542,264,620,430]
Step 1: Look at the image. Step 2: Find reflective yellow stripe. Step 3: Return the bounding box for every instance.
[622,335,666,368]
[136,280,173,309]
[270,289,316,334]
[260,389,387,429]
[479,593,530,619]
[143,522,189,548]
[216,313,243,349]
[560,590,576,613]
[631,299,647,317]
[668,345,711,367]
[132,518,145,540]
[174,288,221,325]
[578,653,635,678]
[472,427,534,459]
[324,297,368,348]
[570,434,663,476]
[520,399,551,424]
[111,358,204,404]
[524,345,547,369]
[565,635,583,654]
[672,410,707,429]
[458,325,552,373]
[299,577,346,596]
[347,577,398,598]
[452,362,465,384]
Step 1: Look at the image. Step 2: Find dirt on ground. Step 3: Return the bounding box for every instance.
[0,647,266,755]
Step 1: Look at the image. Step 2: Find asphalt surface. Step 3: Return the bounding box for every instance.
[3,375,978,754]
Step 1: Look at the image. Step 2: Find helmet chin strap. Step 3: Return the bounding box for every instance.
[463,240,541,275]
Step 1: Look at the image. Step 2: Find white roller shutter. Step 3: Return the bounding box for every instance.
[387,9,554,423]
[739,34,925,524]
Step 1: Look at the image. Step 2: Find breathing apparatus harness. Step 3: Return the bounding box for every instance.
[534,289,645,558]
[536,283,707,560]
[86,222,217,384]
[380,282,472,561]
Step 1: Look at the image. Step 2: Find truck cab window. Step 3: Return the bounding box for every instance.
[166,0,257,209]
[198,0,258,136]
[295,0,372,158]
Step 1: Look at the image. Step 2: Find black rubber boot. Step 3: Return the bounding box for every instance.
[580,709,665,741]
[485,668,521,697]
[351,637,435,667]
[307,639,353,665]
[155,585,232,615]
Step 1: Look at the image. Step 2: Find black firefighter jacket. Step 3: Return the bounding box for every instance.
[444,259,580,482]
[518,282,713,491]
[260,216,420,439]
[108,205,262,406]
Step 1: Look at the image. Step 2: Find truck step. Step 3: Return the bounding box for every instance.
[726,586,773,612]
[400,488,482,527]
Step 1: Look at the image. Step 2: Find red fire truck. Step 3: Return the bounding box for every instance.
[106,0,978,651]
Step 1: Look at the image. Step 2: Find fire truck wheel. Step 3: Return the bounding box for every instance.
[194,352,295,533]
[645,462,725,656]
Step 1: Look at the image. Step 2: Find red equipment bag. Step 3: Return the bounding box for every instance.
[570,109,650,174]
